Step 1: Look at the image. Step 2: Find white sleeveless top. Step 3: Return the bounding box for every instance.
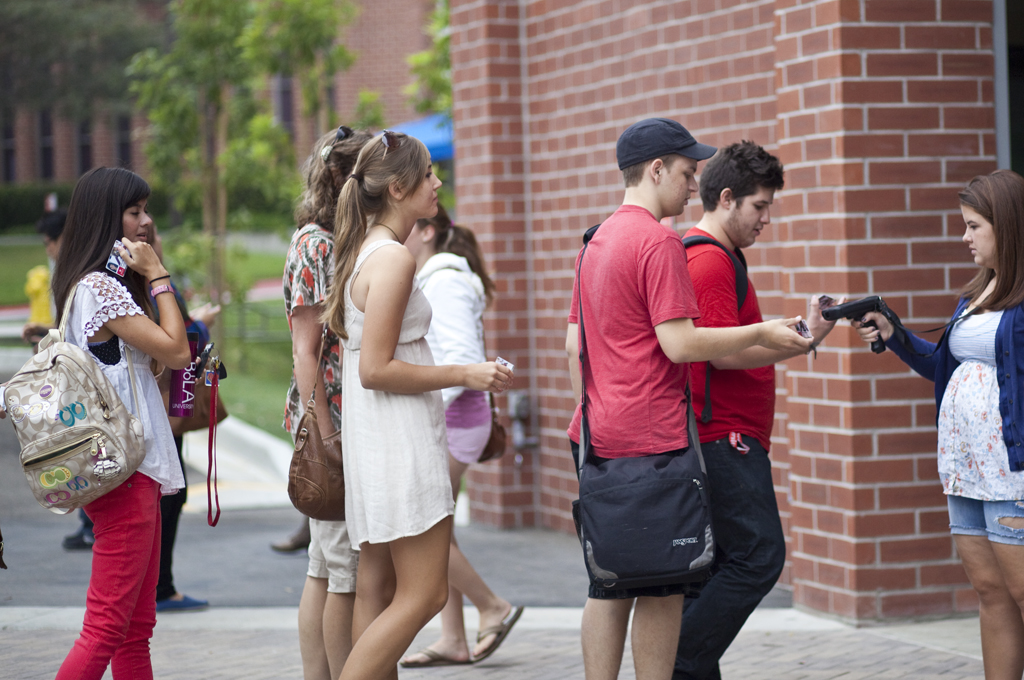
[340,240,453,547]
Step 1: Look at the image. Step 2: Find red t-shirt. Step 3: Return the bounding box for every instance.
[567,205,701,458]
[684,227,775,451]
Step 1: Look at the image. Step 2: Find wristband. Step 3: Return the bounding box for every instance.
[149,275,170,285]
[150,284,172,298]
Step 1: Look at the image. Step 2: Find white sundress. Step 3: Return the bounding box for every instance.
[66,272,183,494]
[938,310,1024,501]
[340,240,454,548]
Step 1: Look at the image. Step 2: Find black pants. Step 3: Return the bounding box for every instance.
[156,435,186,602]
[673,435,786,680]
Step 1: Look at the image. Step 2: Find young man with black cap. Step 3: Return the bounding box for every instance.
[673,141,840,680]
[565,119,812,680]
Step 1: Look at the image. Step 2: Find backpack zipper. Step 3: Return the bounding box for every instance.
[23,433,103,468]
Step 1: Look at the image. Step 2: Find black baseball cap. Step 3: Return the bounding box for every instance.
[616,118,717,170]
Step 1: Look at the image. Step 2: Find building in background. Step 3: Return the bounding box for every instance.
[452,0,1021,623]
[0,0,432,187]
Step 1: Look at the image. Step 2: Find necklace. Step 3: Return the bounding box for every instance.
[376,223,401,243]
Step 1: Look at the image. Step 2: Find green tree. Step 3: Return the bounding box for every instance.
[129,0,258,319]
[350,89,386,130]
[405,0,451,118]
[0,0,156,118]
[240,0,357,135]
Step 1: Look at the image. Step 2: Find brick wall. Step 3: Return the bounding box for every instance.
[451,0,998,621]
[775,0,994,619]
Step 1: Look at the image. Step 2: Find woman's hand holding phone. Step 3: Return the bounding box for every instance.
[116,238,168,282]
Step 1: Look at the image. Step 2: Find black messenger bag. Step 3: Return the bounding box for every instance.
[571,224,715,590]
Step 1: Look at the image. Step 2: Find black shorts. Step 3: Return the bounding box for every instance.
[570,440,708,600]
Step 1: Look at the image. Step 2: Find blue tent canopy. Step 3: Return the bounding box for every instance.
[392,113,453,162]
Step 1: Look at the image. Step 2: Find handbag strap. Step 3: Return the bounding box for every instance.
[306,326,329,408]
[575,224,706,475]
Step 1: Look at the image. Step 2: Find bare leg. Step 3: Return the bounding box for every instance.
[340,517,452,680]
[323,592,355,679]
[298,576,331,680]
[581,597,632,680]
[632,595,684,680]
[956,535,1024,680]
[402,457,512,664]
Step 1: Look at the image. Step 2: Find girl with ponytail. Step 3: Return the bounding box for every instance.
[322,131,513,680]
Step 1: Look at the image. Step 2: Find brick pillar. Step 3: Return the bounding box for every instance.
[53,116,77,182]
[451,0,538,527]
[775,0,994,620]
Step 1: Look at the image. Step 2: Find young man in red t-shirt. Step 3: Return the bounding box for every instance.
[673,141,840,680]
[565,120,813,680]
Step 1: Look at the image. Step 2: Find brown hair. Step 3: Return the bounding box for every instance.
[417,203,496,305]
[294,128,373,230]
[957,169,1024,311]
[622,155,679,188]
[322,131,432,338]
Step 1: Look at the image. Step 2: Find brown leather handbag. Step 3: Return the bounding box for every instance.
[477,393,507,463]
[287,330,345,521]
[169,380,228,436]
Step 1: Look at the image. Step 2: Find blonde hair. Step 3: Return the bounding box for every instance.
[322,131,432,338]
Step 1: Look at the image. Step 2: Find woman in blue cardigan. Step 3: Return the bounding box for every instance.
[856,170,1024,680]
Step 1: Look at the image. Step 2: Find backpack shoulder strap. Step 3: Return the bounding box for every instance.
[682,235,749,425]
[682,235,748,309]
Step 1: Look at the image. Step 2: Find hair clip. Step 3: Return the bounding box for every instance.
[320,125,355,163]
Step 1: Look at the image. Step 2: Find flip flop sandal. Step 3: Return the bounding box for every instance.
[472,605,525,664]
[399,648,473,668]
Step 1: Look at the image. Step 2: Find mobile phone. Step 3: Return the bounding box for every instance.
[105,244,128,277]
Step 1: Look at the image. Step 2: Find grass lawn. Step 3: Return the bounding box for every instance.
[0,244,47,306]
[218,299,293,443]
[226,249,287,286]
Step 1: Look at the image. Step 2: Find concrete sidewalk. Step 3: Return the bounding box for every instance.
[0,605,984,679]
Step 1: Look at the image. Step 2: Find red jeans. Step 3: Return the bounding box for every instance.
[56,472,162,680]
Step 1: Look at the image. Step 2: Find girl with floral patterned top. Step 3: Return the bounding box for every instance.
[856,170,1024,680]
[283,126,371,680]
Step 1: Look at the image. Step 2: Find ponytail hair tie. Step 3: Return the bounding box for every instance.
[348,173,363,183]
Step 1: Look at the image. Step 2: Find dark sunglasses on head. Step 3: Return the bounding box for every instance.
[381,129,402,159]
[320,125,355,163]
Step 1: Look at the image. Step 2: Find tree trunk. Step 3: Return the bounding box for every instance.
[211,85,230,351]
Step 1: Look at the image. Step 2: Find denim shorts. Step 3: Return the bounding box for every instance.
[947,494,1024,546]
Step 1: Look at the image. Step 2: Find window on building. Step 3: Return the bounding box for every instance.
[274,75,295,138]
[2,115,14,183]
[1006,2,1024,172]
[39,109,54,180]
[78,119,93,176]
[117,115,132,168]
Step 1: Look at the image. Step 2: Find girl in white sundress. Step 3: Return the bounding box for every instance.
[856,170,1024,680]
[321,130,513,680]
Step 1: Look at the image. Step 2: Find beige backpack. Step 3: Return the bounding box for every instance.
[4,284,146,514]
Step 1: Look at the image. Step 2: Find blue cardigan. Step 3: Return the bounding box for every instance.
[886,298,1024,472]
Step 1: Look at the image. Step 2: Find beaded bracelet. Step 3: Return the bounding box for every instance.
[150,284,172,297]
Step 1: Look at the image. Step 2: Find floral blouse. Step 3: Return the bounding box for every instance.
[938,311,1024,500]
[282,224,342,436]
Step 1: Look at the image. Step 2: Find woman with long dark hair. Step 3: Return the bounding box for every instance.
[856,169,1024,680]
[401,205,522,667]
[284,125,371,680]
[49,167,191,679]
[321,131,512,679]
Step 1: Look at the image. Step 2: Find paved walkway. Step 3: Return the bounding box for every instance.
[0,606,984,679]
